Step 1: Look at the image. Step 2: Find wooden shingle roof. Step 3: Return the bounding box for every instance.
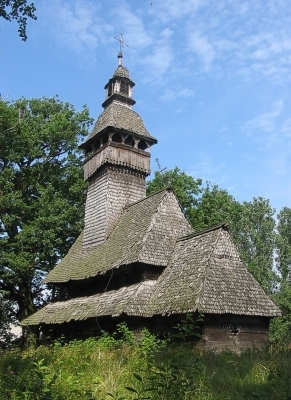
[113,65,130,79]
[44,188,193,283]
[24,223,280,326]
[146,224,281,317]
[22,281,156,326]
[83,102,157,145]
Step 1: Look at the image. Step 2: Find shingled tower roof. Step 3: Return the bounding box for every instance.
[81,51,157,150]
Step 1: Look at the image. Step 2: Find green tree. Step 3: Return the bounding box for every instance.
[0,0,36,41]
[238,197,278,293]
[146,165,202,223]
[0,97,93,322]
[0,292,17,344]
[276,207,291,283]
[191,183,243,235]
[269,282,291,343]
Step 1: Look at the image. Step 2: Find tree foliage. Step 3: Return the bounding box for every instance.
[191,183,243,235]
[146,165,202,222]
[269,282,291,343]
[276,207,291,283]
[0,0,36,40]
[0,97,93,321]
[237,197,277,293]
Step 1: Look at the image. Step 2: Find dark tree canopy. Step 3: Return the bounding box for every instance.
[0,97,93,321]
[276,207,291,283]
[238,197,277,294]
[191,183,243,234]
[0,0,36,40]
[146,165,202,222]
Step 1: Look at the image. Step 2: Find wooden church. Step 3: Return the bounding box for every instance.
[22,51,281,351]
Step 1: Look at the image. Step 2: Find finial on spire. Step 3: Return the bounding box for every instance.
[114,31,129,66]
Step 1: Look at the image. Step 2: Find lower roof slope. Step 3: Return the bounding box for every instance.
[146,224,281,317]
[22,281,156,326]
[44,188,193,283]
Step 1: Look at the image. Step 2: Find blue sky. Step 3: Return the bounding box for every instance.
[1,0,290,213]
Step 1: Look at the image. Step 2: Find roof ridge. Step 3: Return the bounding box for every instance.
[137,191,171,260]
[177,222,228,242]
[124,187,170,210]
[194,228,222,311]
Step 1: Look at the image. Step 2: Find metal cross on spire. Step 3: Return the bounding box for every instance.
[114,31,129,53]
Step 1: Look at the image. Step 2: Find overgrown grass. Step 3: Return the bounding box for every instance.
[0,328,290,399]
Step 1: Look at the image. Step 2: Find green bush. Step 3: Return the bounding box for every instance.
[1,325,291,399]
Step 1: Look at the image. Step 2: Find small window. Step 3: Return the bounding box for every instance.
[120,82,129,95]
[108,83,113,97]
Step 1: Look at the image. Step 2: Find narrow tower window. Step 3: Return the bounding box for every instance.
[120,82,129,95]
[108,83,113,97]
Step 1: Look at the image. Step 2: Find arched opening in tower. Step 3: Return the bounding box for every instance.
[112,133,122,143]
[125,135,135,147]
[138,140,148,151]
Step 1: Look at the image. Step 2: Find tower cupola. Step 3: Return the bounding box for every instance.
[102,51,136,109]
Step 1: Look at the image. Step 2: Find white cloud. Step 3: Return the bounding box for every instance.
[160,87,194,101]
[41,0,291,84]
[148,0,201,23]
[188,152,227,184]
[242,100,284,136]
[42,0,112,64]
[281,119,291,137]
[177,89,194,98]
[112,2,153,51]
[188,32,215,70]
[241,99,291,177]
[142,43,174,79]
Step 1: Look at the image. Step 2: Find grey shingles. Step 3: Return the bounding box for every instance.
[146,224,281,317]
[113,65,130,79]
[27,221,280,326]
[44,188,193,283]
[84,102,157,144]
[22,281,156,326]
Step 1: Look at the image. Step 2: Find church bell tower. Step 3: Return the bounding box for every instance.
[80,51,157,248]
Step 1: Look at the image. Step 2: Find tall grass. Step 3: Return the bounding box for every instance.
[0,328,290,399]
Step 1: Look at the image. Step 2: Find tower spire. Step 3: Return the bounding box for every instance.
[101,32,135,109]
[114,32,129,55]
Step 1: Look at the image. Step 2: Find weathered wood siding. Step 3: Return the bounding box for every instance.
[83,165,146,248]
[84,142,151,180]
[200,314,270,351]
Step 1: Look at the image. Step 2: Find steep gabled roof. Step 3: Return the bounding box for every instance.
[83,102,157,145]
[44,188,193,283]
[24,223,280,326]
[21,281,156,326]
[146,224,281,317]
